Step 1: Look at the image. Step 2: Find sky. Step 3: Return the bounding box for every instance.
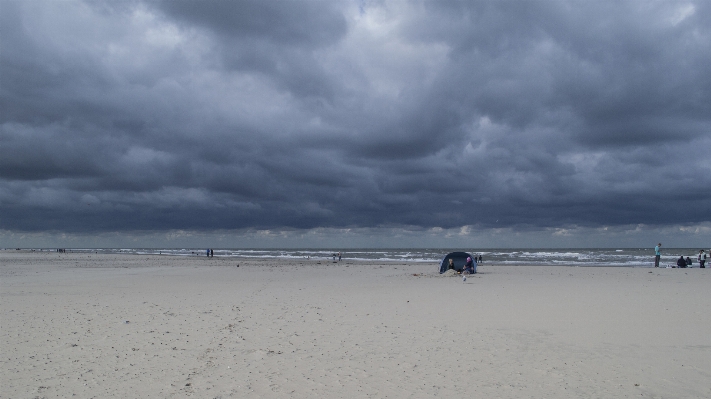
[1,0,710,249]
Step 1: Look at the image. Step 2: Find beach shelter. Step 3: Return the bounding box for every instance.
[439,252,474,273]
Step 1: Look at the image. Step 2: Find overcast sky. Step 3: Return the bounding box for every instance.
[1,0,710,248]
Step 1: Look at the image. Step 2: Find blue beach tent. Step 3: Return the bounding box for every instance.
[439,252,474,274]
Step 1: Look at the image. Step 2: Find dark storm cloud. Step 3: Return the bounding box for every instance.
[158,0,346,47]
[1,0,710,238]
[156,0,348,99]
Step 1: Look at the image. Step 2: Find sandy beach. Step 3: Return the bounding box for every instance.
[1,251,710,398]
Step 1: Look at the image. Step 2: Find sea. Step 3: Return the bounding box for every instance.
[24,248,708,267]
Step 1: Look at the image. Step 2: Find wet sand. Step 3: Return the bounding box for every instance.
[2,251,710,398]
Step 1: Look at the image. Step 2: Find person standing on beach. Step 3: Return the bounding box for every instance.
[654,243,662,267]
[699,250,706,268]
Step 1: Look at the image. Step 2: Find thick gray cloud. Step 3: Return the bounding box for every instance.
[1,0,710,244]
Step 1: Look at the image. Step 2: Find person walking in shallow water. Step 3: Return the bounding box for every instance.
[654,243,662,267]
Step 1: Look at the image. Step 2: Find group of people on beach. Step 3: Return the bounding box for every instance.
[655,243,707,268]
[447,255,482,274]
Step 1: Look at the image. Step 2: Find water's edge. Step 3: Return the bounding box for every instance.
[7,248,708,268]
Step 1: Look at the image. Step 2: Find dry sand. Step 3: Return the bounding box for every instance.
[1,251,710,398]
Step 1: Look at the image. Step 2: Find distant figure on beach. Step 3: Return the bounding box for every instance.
[698,250,706,268]
[676,256,687,268]
[654,243,662,267]
[338,252,342,261]
[210,249,214,258]
[206,249,210,257]
[448,258,455,270]
[686,257,692,267]
[462,256,476,274]
[478,255,483,264]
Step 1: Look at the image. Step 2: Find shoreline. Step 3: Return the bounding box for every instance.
[2,252,710,398]
[1,249,702,269]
